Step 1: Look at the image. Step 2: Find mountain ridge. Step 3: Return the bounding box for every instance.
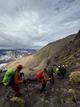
[6,31,80,73]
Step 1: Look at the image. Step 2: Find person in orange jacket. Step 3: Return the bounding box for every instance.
[9,64,26,96]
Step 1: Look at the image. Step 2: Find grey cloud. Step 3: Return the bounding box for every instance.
[0,0,80,49]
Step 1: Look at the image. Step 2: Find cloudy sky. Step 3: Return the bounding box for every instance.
[0,0,80,49]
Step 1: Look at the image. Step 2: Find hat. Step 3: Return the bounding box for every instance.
[16,64,23,70]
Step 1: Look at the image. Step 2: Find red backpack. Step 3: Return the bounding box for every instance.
[36,71,44,80]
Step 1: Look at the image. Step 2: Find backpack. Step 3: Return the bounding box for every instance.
[2,68,16,86]
[36,71,44,80]
[55,68,60,74]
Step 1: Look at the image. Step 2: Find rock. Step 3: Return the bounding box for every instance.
[68,89,75,94]
[10,97,25,107]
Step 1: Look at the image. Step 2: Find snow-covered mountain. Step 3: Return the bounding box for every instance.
[0,49,37,69]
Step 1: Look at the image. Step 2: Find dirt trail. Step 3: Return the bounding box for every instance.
[0,71,80,107]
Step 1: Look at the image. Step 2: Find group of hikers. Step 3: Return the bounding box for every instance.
[2,64,66,97]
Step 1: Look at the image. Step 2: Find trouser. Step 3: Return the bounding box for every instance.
[9,79,21,96]
[61,72,66,78]
[40,79,47,93]
[40,83,46,93]
[11,84,21,96]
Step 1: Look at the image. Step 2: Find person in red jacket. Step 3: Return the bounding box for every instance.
[36,68,49,93]
[27,68,49,93]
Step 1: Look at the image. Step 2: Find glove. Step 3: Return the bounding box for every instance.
[49,78,51,80]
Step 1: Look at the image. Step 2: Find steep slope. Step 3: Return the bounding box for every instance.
[6,30,80,72]
[31,30,80,71]
[34,34,75,66]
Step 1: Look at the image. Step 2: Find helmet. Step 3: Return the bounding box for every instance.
[62,64,64,67]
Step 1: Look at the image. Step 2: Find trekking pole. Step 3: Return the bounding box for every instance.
[21,72,30,98]
[25,81,33,105]
[24,80,30,99]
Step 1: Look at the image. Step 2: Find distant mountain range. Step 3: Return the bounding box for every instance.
[0,49,37,64]
[0,49,37,55]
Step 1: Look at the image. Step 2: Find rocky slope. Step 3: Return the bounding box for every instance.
[0,70,80,107]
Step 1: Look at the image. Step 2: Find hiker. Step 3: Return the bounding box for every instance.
[36,68,49,93]
[55,65,61,77]
[27,68,50,93]
[3,64,26,96]
[47,66,54,84]
[55,64,66,78]
[59,64,66,78]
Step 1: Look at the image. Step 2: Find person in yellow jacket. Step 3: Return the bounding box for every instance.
[55,66,61,76]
